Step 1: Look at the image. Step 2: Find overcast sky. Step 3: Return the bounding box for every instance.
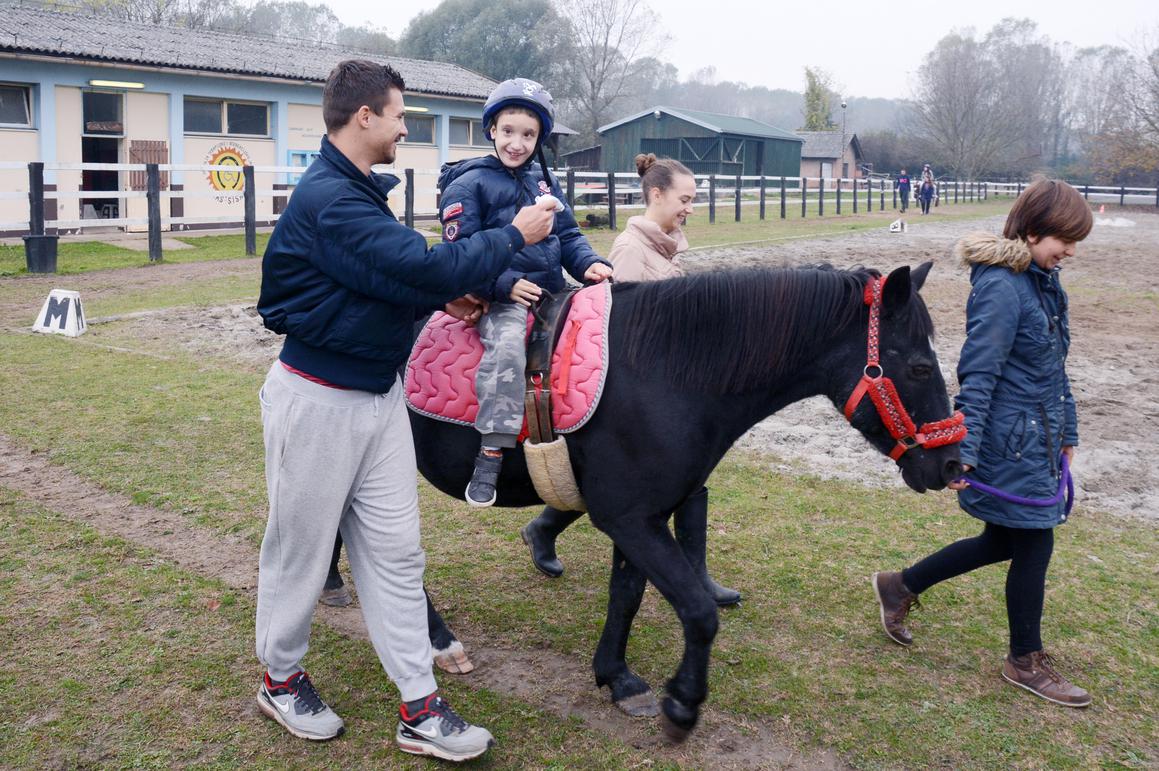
[322,0,1159,99]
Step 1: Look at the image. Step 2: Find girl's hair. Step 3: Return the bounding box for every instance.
[1003,177,1094,243]
[635,153,694,204]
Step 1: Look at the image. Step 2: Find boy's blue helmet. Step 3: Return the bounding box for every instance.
[482,78,555,141]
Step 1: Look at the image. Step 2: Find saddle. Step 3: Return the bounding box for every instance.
[524,288,578,444]
[405,282,611,437]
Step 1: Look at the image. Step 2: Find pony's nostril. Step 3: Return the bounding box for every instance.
[945,460,964,481]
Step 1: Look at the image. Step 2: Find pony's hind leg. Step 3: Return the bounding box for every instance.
[593,544,659,717]
[426,586,474,674]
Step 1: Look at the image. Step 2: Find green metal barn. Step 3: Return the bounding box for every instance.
[591,106,803,176]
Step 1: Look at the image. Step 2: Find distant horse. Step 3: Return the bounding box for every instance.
[410,262,964,740]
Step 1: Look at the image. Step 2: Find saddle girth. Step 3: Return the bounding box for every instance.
[524,288,580,445]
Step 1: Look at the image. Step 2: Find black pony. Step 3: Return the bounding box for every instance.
[409,262,963,740]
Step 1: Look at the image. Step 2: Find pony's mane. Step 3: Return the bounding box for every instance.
[615,265,933,395]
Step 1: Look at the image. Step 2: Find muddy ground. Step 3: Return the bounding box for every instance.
[75,209,1159,522]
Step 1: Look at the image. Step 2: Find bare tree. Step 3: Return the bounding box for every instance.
[556,0,668,140]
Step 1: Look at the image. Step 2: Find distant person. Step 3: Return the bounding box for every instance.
[872,178,1094,708]
[518,153,742,607]
[918,178,935,215]
[436,77,612,508]
[255,59,556,762]
[896,168,911,213]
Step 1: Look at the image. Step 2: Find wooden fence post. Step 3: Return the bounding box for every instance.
[759,175,766,220]
[243,165,256,256]
[852,178,858,213]
[607,172,617,229]
[779,177,786,219]
[866,176,872,212]
[800,177,807,218]
[818,177,825,216]
[892,183,897,210]
[734,174,742,222]
[146,163,162,262]
[1119,185,1126,207]
[1083,183,1089,200]
[879,180,885,210]
[28,161,45,236]
[708,175,716,224]
[836,178,842,215]
[566,168,575,208]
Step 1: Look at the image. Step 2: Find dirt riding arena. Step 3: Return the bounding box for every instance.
[129,209,1159,523]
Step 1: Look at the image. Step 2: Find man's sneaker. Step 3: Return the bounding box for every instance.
[872,571,920,646]
[257,670,345,740]
[465,450,502,507]
[1002,650,1092,708]
[396,694,495,762]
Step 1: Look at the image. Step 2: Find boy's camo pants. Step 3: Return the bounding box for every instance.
[475,302,528,448]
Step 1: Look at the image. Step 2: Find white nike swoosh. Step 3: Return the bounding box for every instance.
[269,694,292,714]
[409,722,440,739]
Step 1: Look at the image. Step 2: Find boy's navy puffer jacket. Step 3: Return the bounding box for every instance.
[437,155,607,302]
[258,136,526,392]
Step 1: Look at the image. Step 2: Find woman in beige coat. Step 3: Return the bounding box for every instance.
[519,154,742,606]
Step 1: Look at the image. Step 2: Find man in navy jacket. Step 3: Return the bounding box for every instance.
[254,60,555,762]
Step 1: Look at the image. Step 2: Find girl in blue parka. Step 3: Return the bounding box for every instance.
[872,179,1094,708]
[438,78,612,507]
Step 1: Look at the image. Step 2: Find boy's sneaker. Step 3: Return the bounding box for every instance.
[396,694,495,762]
[257,670,345,741]
[465,450,502,507]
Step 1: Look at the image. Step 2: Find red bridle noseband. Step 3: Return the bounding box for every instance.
[842,276,966,461]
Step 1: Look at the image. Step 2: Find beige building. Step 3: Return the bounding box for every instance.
[0,5,498,236]
[795,131,864,182]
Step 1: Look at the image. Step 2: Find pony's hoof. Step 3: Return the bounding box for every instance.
[660,696,697,743]
[319,585,353,607]
[432,640,475,674]
[614,690,659,717]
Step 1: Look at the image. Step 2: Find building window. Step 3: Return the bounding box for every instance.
[83,91,123,135]
[404,115,435,144]
[184,97,270,136]
[449,117,491,147]
[288,150,320,183]
[0,83,32,127]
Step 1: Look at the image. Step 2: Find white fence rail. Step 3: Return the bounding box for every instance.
[7,160,1158,268]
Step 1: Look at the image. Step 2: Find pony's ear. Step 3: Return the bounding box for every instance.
[911,261,933,292]
[882,265,912,314]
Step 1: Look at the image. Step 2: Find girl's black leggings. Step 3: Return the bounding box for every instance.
[901,522,1054,656]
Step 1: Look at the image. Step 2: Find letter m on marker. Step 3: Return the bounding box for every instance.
[42,296,70,330]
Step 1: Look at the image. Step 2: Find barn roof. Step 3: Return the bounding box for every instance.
[0,4,497,100]
[796,130,862,160]
[599,106,802,142]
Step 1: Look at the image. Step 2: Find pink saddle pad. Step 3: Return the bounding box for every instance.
[405,282,611,435]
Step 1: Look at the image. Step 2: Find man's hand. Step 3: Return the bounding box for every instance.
[510,278,542,307]
[444,294,488,326]
[584,263,613,283]
[511,197,557,245]
[947,463,973,491]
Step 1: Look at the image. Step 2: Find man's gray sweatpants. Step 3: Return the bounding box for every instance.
[255,362,437,701]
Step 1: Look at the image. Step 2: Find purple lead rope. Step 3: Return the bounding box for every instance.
[958,454,1075,517]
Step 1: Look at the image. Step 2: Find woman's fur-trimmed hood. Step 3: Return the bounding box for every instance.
[953,233,1032,273]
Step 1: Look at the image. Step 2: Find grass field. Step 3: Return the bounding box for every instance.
[1,200,1155,769]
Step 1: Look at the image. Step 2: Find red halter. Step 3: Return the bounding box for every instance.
[842,276,966,461]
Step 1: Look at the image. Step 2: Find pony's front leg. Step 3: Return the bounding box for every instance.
[593,544,659,717]
[607,518,720,742]
[426,586,474,674]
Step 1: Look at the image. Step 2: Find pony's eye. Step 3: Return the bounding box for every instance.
[911,364,933,380]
